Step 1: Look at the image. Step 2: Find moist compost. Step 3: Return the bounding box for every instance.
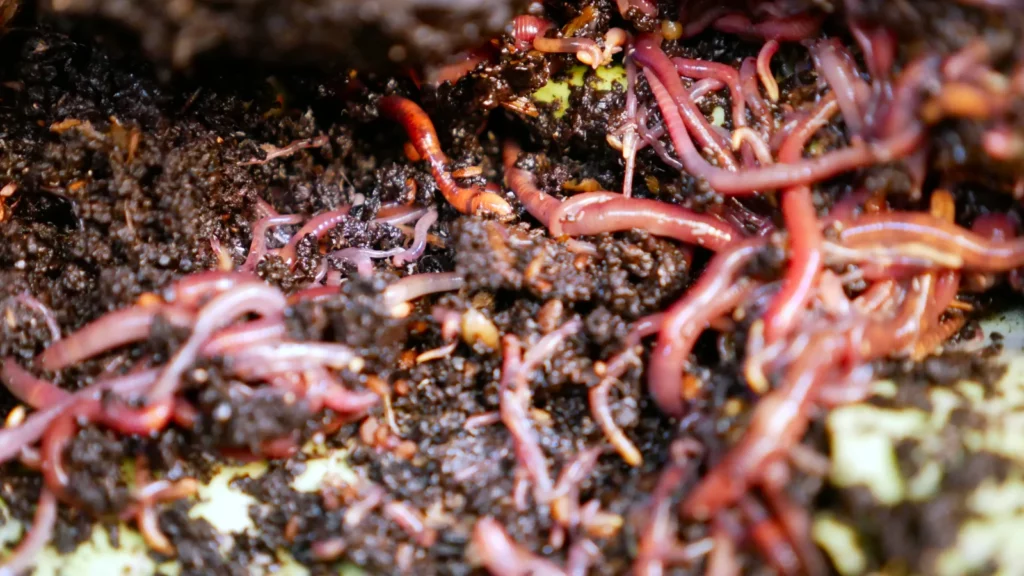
[1,1,1024,575]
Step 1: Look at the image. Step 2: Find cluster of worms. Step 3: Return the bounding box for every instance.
[471,0,1024,573]
[2,0,1024,573]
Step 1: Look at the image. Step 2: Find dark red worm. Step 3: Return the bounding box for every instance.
[672,57,747,129]
[0,367,159,465]
[762,95,840,343]
[808,39,870,138]
[4,360,174,437]
[378,96,511,218]
[682,334,845,519]
[685,271,937,518]
[850,22,896,79]
[616,0,658,17]
[681,6,733,38]
[760,482,828,576]
[631,35,738,170]
[740,56,774,127]
[648,239,763,416]
[632,439,703,575]
[41,403,94,500]
[739,495,801,576]
[637,37,926,195]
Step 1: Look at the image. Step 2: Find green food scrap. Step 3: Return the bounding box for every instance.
[532,64,626,118]
[812,514,867,576]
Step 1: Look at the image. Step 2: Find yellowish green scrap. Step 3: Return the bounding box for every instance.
[532,64,626,118]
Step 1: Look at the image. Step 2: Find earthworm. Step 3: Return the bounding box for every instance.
[378,96,511,218]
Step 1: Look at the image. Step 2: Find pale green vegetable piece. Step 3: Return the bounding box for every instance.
[532,64,626,118]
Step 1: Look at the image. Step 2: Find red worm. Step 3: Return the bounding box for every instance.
[163,270,259,308]
[0,367,159,466]
[971,213,1017,241]
[838,212,1024,271]
[38,305,194,372]
[631,35,738,170]
[850,22,896,79]
[199,317,287,357]
[756,40,780,102]
[148,281,287,400]
[1,360,173,435]
[880,55,941,139]
[636,36,926,195]
[472,517,567,576]
[686,270,936,518]
[671,57,747,128]
[633,439,704,575]
[851,272,936,362]
[739,496,801,576]
[762,95,839,343]
[429,46,493,85]
[739,57,773,129]
[1,360,70,407]
[383,501,437,547]
[504,144,739,251]
[682,334,845,519]
[99,397,175,436]
[648,239,763,416]
[502,141,561,228]
[41,403,96,500]
[616,0,658,17]
[808,39,870,138]
[241,214,303,272]
[278,207,351,268]
[511,15,552,51]
[378,96,511,218]
[500,335,555,503]
[510,15,603,68]
[551,193,740,251]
